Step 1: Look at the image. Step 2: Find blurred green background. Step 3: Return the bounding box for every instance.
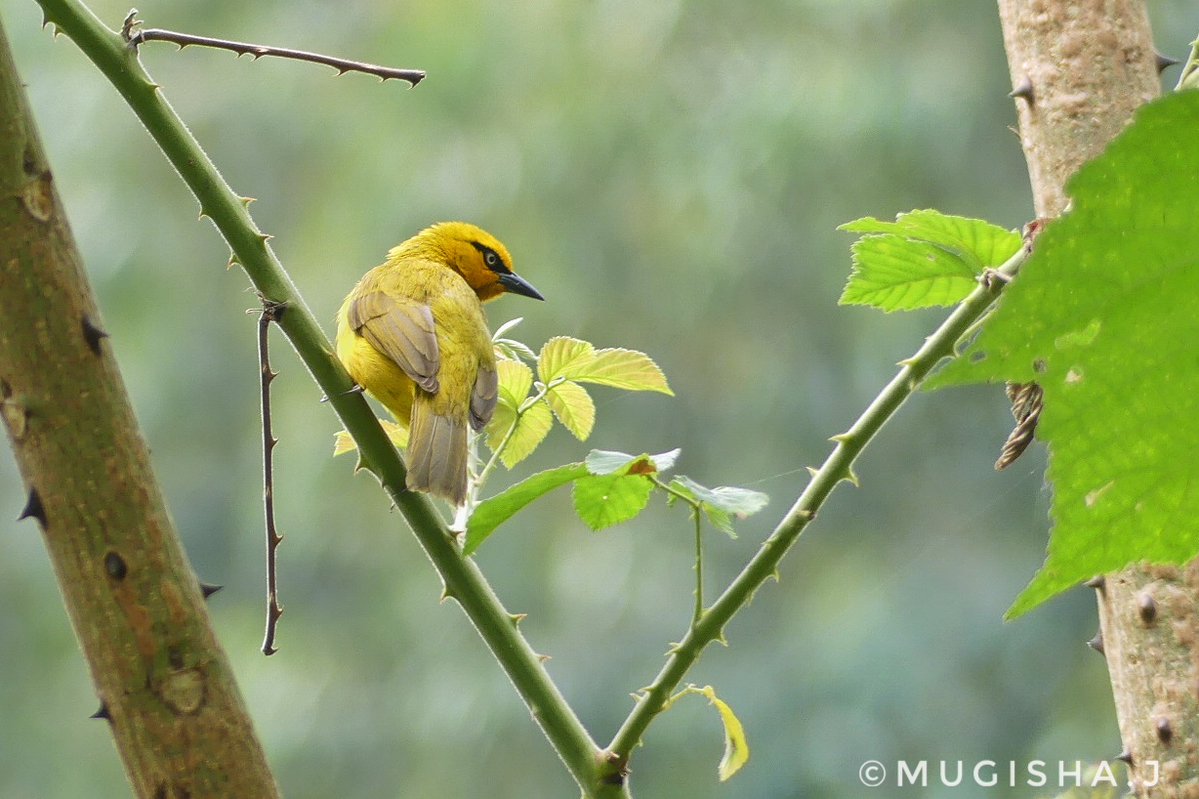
[2,2,1194,797]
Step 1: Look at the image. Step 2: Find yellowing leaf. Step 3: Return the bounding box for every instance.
[663,685,750,782]
[486,400,553,468]
[497,358,534,410]
[573,348,673,395]
[539,336,596,383]
[546,380,596,440]
[333,420,408,455]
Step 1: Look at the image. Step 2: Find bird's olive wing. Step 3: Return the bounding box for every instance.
[470,364,498,431]
[348,291,440,393]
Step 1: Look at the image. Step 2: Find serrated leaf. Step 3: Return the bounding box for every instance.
[672,476,769,516]
[539,336,596,383]
[496,358,534,410]
[572,472,654,531]
[463,462,588,554]
[667,685,750,782]
[333,420,408,455]
[495,338,537,363]
[926,92,1199,618]
[839,210,1021,311]
[585,448,681,476]
[546,380,596,440]
[573,348,674,395]
[486,399,553,468]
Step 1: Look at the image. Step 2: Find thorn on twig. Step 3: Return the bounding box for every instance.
[89,702,112,722]
[81,315,110,356]
[1009,76,1034,104]
[199,581,223,599]
[1084,575,1105,591]
[18,486,47,527]
[1087,630,1105,655]
[1116,748,1133,766]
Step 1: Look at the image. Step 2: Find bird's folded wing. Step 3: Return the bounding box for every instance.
[471,364,498,431]
[347,291,440,393]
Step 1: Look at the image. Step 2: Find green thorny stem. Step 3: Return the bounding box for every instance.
[595,249,1029,791]
[36,2,1030,796]
[33,0,604,794]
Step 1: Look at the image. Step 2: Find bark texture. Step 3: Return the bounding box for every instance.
[0,20,279,799]
[997,1,1198,795]
[999,0,1159,216]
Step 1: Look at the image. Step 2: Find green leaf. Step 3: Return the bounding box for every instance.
[572,472,654,531]
[494,339,537,363]
[665,685,750,782]
[486,399,553,469]
[496,358,533,410]
[538,336,595,383]
[546,380,596,440]
[670,475,769,538]
[585,448,681,475]
[538,337,673,395]
[491,316,524,340]
[572,348,674,395]
[464,463,589,554]
[839,210,1021,311]
[927,92,1199,618]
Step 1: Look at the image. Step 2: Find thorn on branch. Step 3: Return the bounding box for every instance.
[1084,575,1105,591]
[122,12,426,86]
[1087,630,1105,656]
[1009,76,1034,104]
[199,580,223,599]
[1156,51,1180,73]
[18,486,47,527]
[81,315,110,356]
[89,702,112,722]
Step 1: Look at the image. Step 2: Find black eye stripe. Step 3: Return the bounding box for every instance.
[470,241,510,274]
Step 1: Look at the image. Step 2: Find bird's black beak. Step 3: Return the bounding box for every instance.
[499,272,545,301]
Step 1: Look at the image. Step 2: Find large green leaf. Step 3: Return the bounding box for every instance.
[839,210,1021,311]
[464,463,589,554]
[928,91,1199,618]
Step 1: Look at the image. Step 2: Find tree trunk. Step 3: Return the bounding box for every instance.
[996,1,1198,794]
[0,19,280,799]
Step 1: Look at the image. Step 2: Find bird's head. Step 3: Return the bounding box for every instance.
[413,221,544,303]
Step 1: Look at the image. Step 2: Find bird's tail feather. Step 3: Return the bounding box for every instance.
[406,397,469,505]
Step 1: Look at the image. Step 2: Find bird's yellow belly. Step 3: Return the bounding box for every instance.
[337,327,417,427]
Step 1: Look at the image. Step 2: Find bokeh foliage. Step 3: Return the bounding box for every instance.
[2,1,1195,797]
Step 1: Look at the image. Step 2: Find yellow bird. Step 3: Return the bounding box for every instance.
[336,222,543,504]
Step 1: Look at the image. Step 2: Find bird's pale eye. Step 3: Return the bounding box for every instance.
[485,251,499,268]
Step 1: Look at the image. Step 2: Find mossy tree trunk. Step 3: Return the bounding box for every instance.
[996,1,1198,794]
[0,19,280,799]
